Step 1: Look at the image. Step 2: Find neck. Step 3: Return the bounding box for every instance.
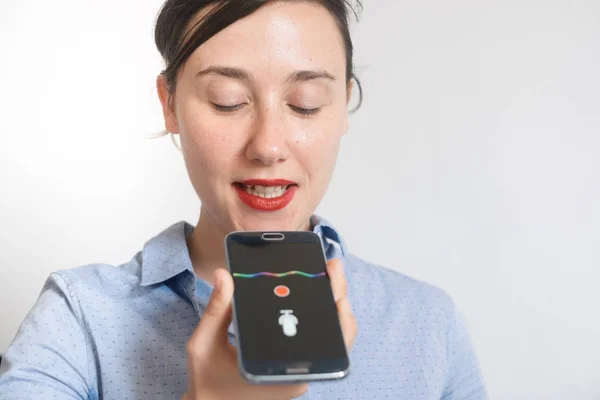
[187,207,314,285]
[186,207,228,285]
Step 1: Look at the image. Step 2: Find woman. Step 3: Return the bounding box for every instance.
[0,0,487,399]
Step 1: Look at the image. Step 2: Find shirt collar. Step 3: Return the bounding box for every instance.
[140,221,195,287]
[310,214,349,259]
[140,215,348,287]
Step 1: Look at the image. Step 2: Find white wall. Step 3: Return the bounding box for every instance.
[1,0,599,398]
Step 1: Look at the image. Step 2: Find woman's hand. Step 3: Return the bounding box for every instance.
[182,258,357,400]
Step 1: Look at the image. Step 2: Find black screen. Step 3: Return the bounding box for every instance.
[227,236,347,363]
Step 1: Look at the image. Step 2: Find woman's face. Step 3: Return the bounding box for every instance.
[159,2,351,233]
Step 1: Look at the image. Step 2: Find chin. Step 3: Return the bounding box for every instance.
[232,211,308,232]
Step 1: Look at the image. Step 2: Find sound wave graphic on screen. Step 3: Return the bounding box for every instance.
[233,271,326,278]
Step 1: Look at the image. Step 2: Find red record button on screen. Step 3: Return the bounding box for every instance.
[274,285,290,298]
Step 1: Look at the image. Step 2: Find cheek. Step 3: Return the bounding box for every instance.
[293,120,343,179]
[293,111,344,145]
[179,109,241,175]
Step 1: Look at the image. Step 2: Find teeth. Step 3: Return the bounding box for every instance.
[244,184,289,198]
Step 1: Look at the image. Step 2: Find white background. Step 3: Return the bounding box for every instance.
[1,1,599,398]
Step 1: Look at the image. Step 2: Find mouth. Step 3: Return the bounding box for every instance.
[234,182,295,199]
[233,179,298,211]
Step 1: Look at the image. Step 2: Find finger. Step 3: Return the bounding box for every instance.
[337,296,358,349]
[189,268,234,347]
[327,259,357,348]
[327,258,347,302]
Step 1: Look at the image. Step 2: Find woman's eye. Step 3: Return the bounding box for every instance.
[289,105,321,116]
[212,103,245,112]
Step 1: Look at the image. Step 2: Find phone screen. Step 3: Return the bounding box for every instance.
[226,235,347,364]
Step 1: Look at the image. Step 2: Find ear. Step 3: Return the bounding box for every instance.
[343,80,354,135]
[346,79,354,104]
[156,75,180,134]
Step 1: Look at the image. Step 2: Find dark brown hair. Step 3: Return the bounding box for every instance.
[154,0,363,112]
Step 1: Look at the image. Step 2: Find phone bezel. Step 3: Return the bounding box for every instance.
[224,230,351,384]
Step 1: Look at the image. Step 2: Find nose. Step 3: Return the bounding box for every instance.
[245,105,290,165]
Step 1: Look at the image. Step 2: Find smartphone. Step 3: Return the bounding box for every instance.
[224,231,350,384]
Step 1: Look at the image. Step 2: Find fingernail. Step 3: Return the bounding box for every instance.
[214,275,222,293]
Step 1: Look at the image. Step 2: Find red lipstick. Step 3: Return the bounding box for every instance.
[234,179,297,211]
[238,179,296,186]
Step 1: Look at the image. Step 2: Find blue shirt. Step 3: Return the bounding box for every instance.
[0,216,487,399]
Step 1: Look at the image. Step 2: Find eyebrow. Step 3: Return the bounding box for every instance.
[195,66,337,83]
[286,70,336,83]
[196,66,252,81]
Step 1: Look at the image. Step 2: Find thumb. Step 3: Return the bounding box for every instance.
[192,268,235,345]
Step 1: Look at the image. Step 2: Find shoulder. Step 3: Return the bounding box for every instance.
[50,252,143,299]
[343,253,457,329]
[340,254,487,397]
[345,253,454,306]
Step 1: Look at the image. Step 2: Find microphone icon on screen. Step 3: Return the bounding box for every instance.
[278,310,298,337]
